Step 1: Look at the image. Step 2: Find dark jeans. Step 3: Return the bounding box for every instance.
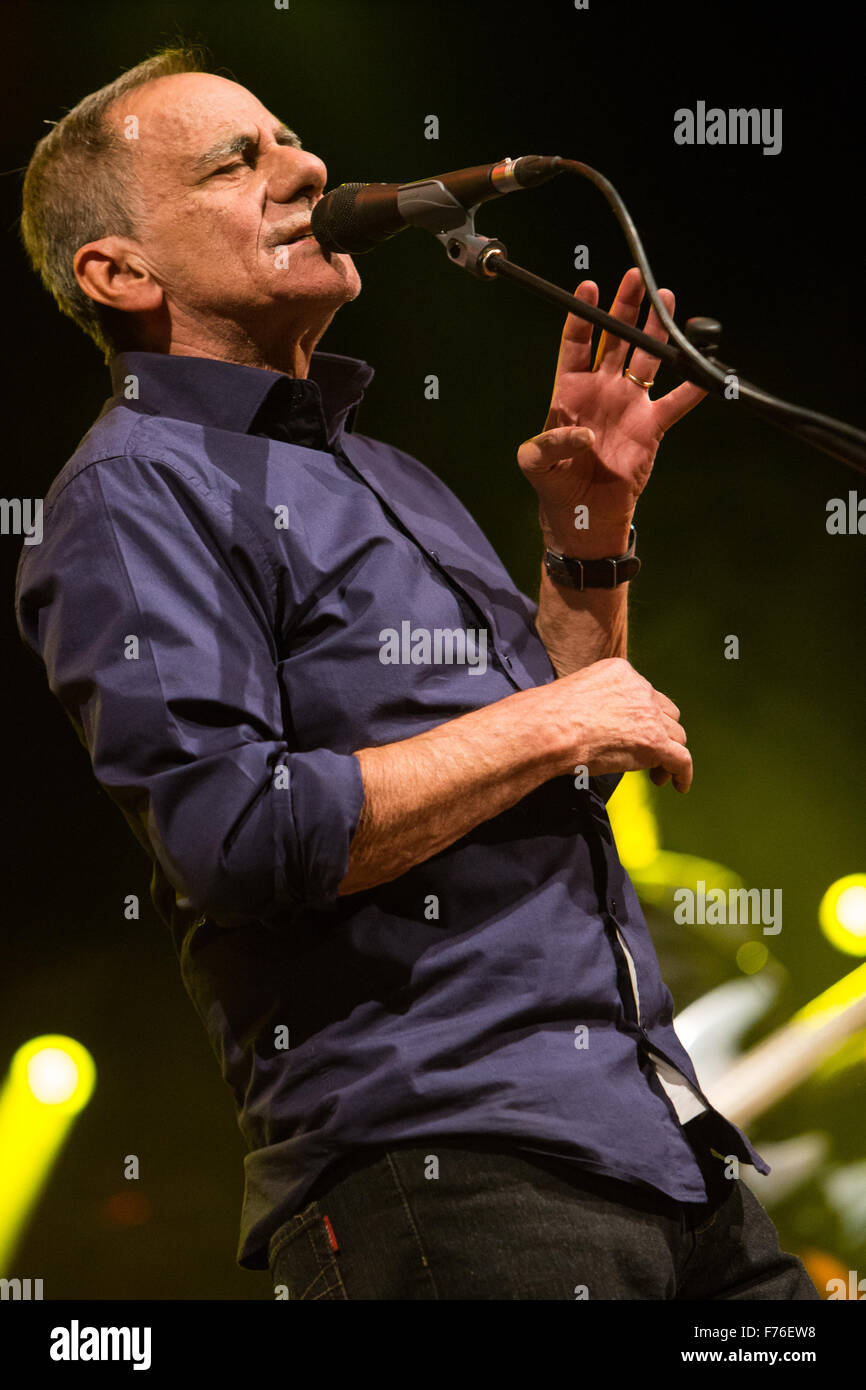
[268,1122,821,1300]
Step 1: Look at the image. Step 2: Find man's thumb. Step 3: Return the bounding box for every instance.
[517,425,596,473]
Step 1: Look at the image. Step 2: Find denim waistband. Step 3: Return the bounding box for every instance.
[302,1122,735,1231]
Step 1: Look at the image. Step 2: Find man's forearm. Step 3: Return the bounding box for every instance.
[338,685,568,896]
[337,648,693,897]
[533,510,633,676]
[534,561,629,677]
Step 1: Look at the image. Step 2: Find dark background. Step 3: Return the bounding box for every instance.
[1,0,863,1298]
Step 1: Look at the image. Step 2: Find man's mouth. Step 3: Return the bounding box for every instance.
[273,226,314,246]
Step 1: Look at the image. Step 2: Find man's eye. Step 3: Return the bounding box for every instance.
[213,162,245,176]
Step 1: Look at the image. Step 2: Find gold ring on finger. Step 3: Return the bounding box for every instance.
[624,369,655,390]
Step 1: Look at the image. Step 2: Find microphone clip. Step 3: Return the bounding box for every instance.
[397,179,508,279]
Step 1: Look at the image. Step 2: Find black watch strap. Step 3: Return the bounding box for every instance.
[544,526,640,590]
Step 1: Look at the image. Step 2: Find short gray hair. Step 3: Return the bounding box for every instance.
[20,45,207,361]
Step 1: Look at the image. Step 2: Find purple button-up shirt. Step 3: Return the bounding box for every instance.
[14,349,769,1268]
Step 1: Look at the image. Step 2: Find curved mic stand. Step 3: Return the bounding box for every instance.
[396,164,866,475]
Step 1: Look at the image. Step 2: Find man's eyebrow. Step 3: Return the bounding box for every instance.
[191,123,302,175]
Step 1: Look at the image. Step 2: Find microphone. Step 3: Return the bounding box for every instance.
[310,155,563,254]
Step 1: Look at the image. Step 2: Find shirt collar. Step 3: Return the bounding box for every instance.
[107,348,375,451]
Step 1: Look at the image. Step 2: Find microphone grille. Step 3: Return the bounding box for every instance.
[311,183,369,252]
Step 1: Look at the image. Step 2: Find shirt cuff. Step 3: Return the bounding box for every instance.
[285,747,367,911]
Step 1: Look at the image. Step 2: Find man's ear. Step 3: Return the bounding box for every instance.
[73,237,163,315]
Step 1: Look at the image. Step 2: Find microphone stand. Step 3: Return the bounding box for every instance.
[395,175,866,475]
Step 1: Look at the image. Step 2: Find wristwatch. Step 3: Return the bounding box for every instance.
[544,526,640,590]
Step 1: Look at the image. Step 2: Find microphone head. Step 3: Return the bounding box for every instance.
[311,184,369,253]
[311,182,406,253]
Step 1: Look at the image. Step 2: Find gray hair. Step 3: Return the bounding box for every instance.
[20,45,207,361]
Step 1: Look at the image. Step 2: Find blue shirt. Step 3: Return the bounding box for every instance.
[14,348,769,1269]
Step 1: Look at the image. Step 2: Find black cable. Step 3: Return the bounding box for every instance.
[552,158,866,465]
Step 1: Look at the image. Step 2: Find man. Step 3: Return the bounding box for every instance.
[16,47,818,1300]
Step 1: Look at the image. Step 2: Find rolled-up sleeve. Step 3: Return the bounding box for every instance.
[15,455,366,922]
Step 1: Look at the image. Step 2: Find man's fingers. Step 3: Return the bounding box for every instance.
[549,280,599,381]
[649,766,672,787]
[662,714,687,746]
[667,742,694,793]
[655,691,680,720]
[625,289,675,389]
[593,267,644,376]
[653,379,709,434]
[649,742,692,792]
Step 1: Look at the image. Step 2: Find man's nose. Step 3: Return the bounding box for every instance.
[266,147,328,207]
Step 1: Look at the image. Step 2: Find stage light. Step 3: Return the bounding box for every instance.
[819,874,866,956]
[0,1035,96,1272]
[27,1048,81,1106]
[837,886,866,932]
[608,776,744,896]
[795,961,866,1027]
[606,771,659,869]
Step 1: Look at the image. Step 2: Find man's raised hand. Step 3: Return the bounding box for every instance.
[517,267,708,559]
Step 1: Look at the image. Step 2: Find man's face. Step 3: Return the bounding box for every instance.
[110,71,361,344]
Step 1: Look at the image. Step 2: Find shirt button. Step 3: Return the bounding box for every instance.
[503,654,512,668]
[608,896,619,917]
[429,549,440,562]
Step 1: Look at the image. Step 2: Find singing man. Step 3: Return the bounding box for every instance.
[16,47,818,1300]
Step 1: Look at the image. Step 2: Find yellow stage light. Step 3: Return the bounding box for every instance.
[0,1036,96,1272]
[606,771,659,870]
[819,875,866,957]
[608,775,745,911]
